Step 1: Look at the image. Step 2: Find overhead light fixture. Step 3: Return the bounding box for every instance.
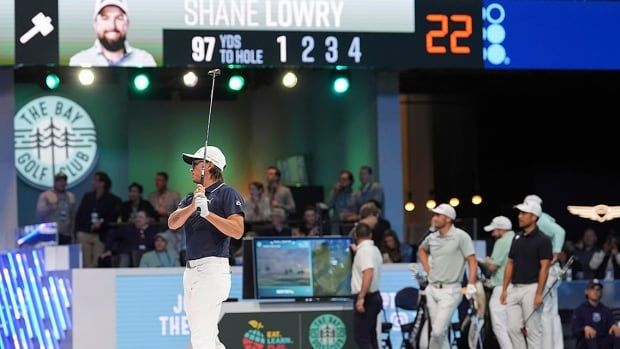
[425,199,437,209]
[282,72,298,88]
[183,71,198,87]
[449,197,460,207]
[228,74,245,91]
[404,202,415,212]
[332,75,350,94]
[45,73,60,90]
[472,195,483,205]
[78,69,95,86]
[132,73,150,92]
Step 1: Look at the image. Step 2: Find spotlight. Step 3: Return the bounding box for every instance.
[78,69,95,86]
[404,202,415,212]
[449,197,460,207]
[332,76,350,94]
[132,73,150,92]
[183,71,198,87]
[282,72,298,88]
[472,195,483,205]
[45,73,60,90]
[425,199,437,209]
[228,75,245,91]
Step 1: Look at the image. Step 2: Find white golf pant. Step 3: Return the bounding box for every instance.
[183,257,231,349]
[425,283,462,349]
[506,283,542,349]
[489,286,513,349]
[541,266,563,349]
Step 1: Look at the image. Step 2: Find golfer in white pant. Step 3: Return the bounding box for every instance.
[480,216,515,349]
[418,204,478,349]
[168,146,245,349]
[501,200,552,349]
[524,195,566,349]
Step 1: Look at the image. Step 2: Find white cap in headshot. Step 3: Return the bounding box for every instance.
[484,216,512,232]
[431,203,456,220]
[182,146,227,172]
[524,194,542,205]
[514,200,542,217]
[94,0,129,20]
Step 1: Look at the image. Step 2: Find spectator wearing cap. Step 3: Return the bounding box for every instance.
[120,182,157,223]
[571,279,620,349]
[524,194,566,349]
[69,0,156,67]
[418,203,478,349]
[36,172,76,245]
[265,166,296,215]
[480,216,515,349]
[500,200,553,349]
[139,233,180,268]
[168,145,245,349]
[75,171,122,268]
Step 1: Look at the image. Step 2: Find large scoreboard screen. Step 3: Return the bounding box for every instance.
[8,0,482,69]
[4,0,620,70]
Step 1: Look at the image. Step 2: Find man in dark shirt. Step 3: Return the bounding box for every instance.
[571,279,620,349]
[75,172,122,268]
[120,182,157,223]
[501,200,552,349]
[102,210,159,267]
[168,146,244,349]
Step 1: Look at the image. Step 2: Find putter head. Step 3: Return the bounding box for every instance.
[208,69,221,77]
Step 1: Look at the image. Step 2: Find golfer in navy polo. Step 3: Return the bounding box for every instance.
[168,146,244,349]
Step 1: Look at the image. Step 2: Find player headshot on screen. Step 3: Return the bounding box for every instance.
[69,0,156,67]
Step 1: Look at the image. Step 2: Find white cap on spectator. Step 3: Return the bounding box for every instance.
[514,200,542,217]
[431,203,456,220]
[94,0,129,20]
[182,146,227,172]
[484,216,512,232]
[524,194,543,205]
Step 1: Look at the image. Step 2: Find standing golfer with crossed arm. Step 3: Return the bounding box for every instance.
[168,146,244,349]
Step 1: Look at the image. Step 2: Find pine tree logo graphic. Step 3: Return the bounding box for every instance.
[14,96,98,189]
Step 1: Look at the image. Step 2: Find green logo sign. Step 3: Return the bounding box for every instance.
[309,314,346,349]
[14,95,97,189]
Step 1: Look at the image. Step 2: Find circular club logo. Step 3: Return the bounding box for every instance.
[309,314,346,349]
[14,96,97,190]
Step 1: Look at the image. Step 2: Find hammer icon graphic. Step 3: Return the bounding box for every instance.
[19,12,54,44]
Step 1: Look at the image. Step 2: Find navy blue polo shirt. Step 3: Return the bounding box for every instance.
[179,182,245,260]
[508,227,553,284]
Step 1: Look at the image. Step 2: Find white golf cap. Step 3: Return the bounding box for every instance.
[182,146,227,172]
[484,216,512,232]
[514,200,542,217]
[94,0,129,20]
[431,203,456,220]
[524,194,543,205]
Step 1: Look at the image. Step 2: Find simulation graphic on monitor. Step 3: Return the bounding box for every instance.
[254,236,352,299]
